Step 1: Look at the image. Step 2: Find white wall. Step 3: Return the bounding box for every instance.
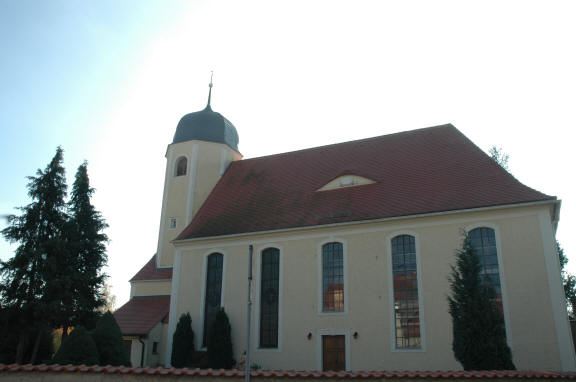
[169,203,575,371]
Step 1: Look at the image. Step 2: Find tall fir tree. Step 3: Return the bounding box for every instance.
[0,147,69,364]
[448,236,515,370]
[67,161,108,331]
[171,313,195,368]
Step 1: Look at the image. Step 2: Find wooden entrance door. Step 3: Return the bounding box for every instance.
[322,335,346,371]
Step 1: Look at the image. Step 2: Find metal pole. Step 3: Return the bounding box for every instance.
[245,245,253,382]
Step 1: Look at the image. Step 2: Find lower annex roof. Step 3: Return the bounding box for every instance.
[130,254,172,282]
[114,296,170,336]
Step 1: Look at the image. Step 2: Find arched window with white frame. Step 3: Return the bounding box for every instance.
[322,242,344,312]
[391,234,421,349]
[468,227,503,311]
[202,252,223,347]
[259,247,280,348]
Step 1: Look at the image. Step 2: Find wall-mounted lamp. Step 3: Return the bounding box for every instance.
[353,332,358,339]
[307,332,312,340]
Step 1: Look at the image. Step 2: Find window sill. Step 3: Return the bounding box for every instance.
[317,311,348,316]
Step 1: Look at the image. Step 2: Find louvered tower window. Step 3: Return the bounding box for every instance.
[175,157,187,176]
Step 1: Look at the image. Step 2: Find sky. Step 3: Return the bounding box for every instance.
[1,0,575,307]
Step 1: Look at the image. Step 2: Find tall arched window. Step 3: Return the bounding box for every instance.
[260,247,280,348]
[468,227,502,311]
[391,234,421,349]
[322,242,344,312]
[203,253,223,347]
[175,157,187,176]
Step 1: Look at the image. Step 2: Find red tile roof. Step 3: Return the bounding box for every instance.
[130,255,172,282]
[114,296,170,336]
[1,364,575,378]
[177,125,554,240]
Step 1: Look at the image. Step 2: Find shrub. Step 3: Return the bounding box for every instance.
[171,312,195,367]
[53,326,99,365]
[207,308,234,369]
[92,311,130,366]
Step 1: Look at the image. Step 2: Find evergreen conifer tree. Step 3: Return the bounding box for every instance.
[448,236,515,370]
[171,312,195,367]
[557,241,576,318]
[22,327,54,364]
[67,161,108,330]
[53,326,99,365]
[0,147,69,364]
[92,311,130,366]
[0,306,20,364]
[207,308,234,369]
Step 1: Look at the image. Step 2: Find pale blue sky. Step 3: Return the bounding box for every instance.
[2,0,575,307]
[1,0,193,303]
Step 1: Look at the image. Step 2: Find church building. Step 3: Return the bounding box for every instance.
[114,82,575,371]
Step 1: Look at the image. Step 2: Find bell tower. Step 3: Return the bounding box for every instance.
[155,79,242,267]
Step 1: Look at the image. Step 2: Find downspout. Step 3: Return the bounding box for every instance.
[245,245,254,382]
[139,337,146,367]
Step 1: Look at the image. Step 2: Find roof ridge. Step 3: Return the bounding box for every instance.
[239,123,456,163]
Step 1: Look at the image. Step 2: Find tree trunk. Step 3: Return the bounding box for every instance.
[15,330,29,364]
[29,326,44,364]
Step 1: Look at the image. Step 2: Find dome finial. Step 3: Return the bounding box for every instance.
[205,71,213,111]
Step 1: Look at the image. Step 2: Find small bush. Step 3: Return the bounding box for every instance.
[53,326,99,365]
[207,308,234,369]
[171,313,195,367]
[191,351,209,368]
[92,311,130,366]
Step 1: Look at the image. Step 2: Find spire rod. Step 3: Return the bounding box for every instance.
[206,71,213,111]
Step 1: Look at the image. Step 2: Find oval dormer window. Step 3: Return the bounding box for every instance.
[317,174,375,191]
[339,176,356,187]
[175,157,187,177]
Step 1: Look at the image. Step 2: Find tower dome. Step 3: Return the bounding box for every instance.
[172,81,239,151]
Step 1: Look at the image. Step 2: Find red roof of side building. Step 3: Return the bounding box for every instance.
[177,124,554,240]
[114,296,170,336]
[130,255,172,282]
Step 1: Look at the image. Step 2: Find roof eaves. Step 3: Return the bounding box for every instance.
[173,198,557,245]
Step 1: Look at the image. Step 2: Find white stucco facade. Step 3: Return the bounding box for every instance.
[164,202,575,371]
